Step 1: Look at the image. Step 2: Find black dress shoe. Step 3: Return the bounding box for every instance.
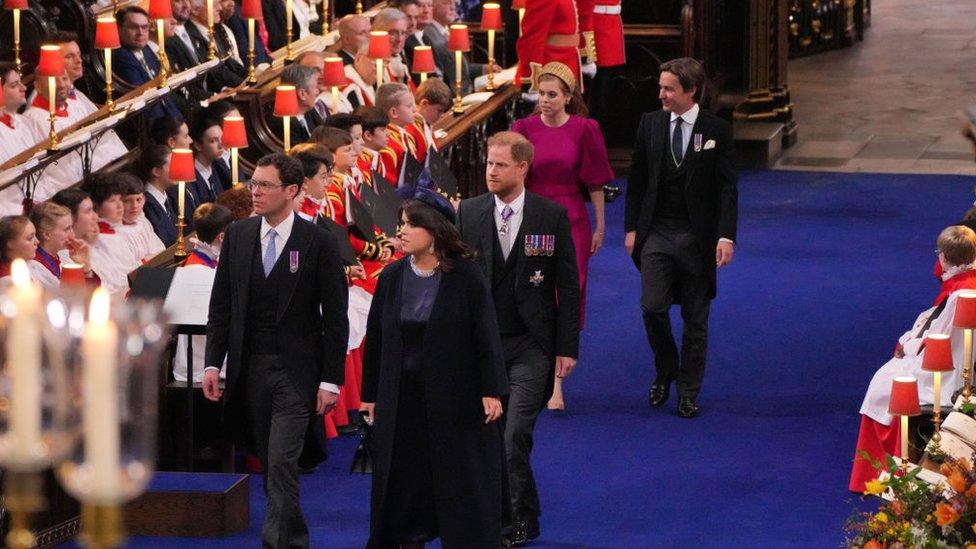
[648,380,671,408]
[506,520,530,546]
[677,397,700,418]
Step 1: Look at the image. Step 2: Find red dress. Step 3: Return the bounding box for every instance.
[512,114,613,326]
[515,0,582,89]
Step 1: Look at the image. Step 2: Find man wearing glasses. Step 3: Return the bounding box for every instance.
[371,8,412,88]
[204,153,348,548]
[114,6,185,120]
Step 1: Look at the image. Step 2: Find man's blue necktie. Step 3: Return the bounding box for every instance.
[263,228,277,277]
[672,117,685,164]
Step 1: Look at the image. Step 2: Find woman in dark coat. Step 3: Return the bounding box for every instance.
[360,188,509,549]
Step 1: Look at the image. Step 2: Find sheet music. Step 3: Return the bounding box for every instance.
[163,266,216,326]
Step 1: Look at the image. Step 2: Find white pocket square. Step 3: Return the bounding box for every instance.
[703,140,716,150]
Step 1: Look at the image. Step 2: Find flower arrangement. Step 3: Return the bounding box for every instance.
[847,452,976,548]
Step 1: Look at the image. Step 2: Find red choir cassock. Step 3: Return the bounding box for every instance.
[378,124,418,186]
[516,0,582,90]
[358,148,387,182]
[404,113,436,165]
[592,0,625,67]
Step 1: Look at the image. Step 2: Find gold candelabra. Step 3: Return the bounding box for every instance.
[452,50,463,114]
[247,18,257,84]
[46,77,59,151]
[12,9,22,74]
[486,29,496,91]
[81,504,124,549]
[175,181,188,261]
[156,19,170,86]
[285,0,295,62]
[355,0,362,15]
[4,471,43,549]
[321,0,329,36]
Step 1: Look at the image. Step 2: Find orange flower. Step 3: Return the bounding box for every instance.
[863,540,883,549]
[935,502,960,526]
[967,484,976,499]
[950,470,969,493]
[890,499,906,516]
[942,463,956,476]
[960,457,973,472]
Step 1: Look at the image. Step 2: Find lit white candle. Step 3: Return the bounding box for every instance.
[286,0,293,38]
[8,259,42,460]
[178,181,186,218]
[104,48,112,88]
[82,287,119,499]
[207,0,214,29]
[248,18,255,56]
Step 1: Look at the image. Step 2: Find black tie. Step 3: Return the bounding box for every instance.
[207,171,221,201]
[672,117,684,164]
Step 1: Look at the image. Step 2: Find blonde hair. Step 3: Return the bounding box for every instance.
[29,202,71,241]
[938,225,976,267]
[488,131,534,165]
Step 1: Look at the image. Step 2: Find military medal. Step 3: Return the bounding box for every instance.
[290,251,300,273]
[694,133,703,153]
[529,270,544,286]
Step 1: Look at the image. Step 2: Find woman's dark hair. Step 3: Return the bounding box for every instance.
[150,115,184,146]
[190,116,221,144]
[51,188,91,218]
[399,199,472,272]
[137,144,171,182]
[535,73,588,117]
[0,215,31,262]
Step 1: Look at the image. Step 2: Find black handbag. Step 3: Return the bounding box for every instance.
[349,411,374,475]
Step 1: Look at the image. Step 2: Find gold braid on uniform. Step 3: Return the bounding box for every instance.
[357,240,384,261]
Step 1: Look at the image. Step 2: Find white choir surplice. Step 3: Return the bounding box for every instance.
[24,96,129,201]
[0,111,46,215]
[89,221,143,296]
[860,287,971,425]
[118,214,166,262]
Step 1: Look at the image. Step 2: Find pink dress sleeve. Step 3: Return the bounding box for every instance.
[578,117,614,189]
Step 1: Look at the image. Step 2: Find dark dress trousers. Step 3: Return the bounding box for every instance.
[624,108,738,400]
[143,191,179,247]
[362,259,509,548]
[206,214,348,548]
[457,191,580,529]
[114,47,184,120]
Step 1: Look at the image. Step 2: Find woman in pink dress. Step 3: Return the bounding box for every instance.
[512,62,614,410]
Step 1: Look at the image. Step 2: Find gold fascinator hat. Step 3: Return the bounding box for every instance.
[529,61,577,94]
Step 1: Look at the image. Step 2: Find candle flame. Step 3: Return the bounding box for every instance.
[10,258,30,289]
[89,287,110,325]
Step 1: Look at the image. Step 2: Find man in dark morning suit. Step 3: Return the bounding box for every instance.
[457,131,580,547]
[183,0,246,91]
[226,2,272,65]
[114,6,184,120]
[163,0,212,105]
[424,0,485,95]
[268,64,325,144]
[203,153,348,548]
[624,57,738,419]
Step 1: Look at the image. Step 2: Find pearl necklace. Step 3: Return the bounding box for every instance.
[409,255,440,278]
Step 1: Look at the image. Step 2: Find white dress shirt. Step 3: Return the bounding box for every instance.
[493,188,525,259]
[207,213,340,394]
[668,102,699,160]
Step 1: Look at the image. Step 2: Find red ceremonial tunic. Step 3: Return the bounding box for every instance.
[325,173,392,295]
[378,124,417,186]
[404,114,435,165]
[516,0,582,89]
[592,0,625,67]
[358,149,386,182]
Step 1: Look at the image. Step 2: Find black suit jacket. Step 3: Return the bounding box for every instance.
[268,109,321,145]
[227,5,272,64]
[457,191,580,360]
[163,35,211,106]
[189,160,233,205]
[143,191,178,247]
[206,214,349,417]
[184,21,246,91]
[624,108,738,295]
[423,24,482,95]
[262,0,302,52]
[114,47,184,120]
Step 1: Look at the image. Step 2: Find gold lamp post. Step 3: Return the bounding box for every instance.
[481,4,501,91]
[148,0,172,86]
[321,0,329,36]
[95,17,121,111]
[4,0,28,73]
[206,0,218,60]
[954,290,976,404]
[241,0,262,84]
[168,149,195,260]
[447,24,469,114]
[922,334,954,456]
[36,45,64,151]
[285,0,295,62]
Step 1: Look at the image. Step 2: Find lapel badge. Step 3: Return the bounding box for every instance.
[289,250,300,273]
[529,270,544,287]
[693,133,703,153]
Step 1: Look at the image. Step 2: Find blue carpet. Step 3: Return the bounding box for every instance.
[79,170,976,547]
